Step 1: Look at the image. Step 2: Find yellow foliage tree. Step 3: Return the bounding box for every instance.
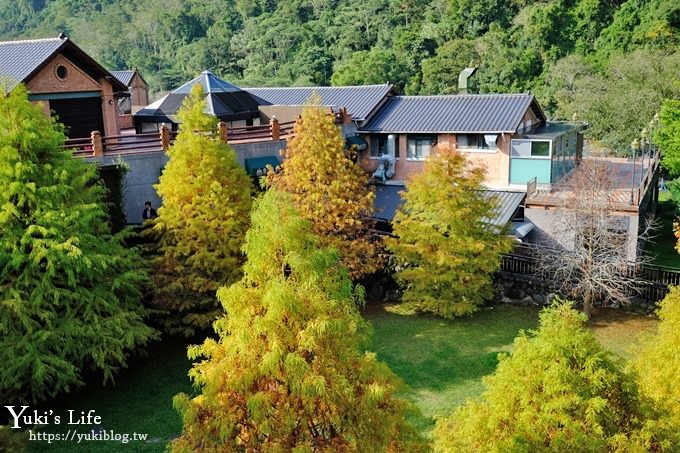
[269,99,379,279]
[386,145,513,318]
[170,190,426,452]
[150,84,252,336]
[435,302,671,452]
[632,286,680,448]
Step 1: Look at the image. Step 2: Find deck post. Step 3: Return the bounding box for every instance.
[160,123,170,151]
[91,130,103,157]
[217,121,228,143]
[270,117,280,141]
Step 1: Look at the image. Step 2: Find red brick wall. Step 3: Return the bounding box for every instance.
[26,53,120,136]
[359,132,514,187]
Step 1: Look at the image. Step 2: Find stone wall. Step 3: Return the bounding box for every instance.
[493,273,657,315]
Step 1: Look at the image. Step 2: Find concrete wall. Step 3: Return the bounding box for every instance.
[89,140,287,224]
[525,207,639,261]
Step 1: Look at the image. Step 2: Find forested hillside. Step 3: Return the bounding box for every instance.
[1,0,679,150]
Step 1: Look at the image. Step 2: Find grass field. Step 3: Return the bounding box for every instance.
[647,191,680,268]
[23,304,658,451]
[27,336,195,453]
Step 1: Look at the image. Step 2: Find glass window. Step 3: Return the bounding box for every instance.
[370,136,385,157]
[457,134,489,149]
[511,140,551,158]
[370,135,399,158]
[407,135,435,159]
[531,141,550,157]
[511,140,532,157]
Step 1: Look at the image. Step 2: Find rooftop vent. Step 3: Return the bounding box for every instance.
[458,67,478,94]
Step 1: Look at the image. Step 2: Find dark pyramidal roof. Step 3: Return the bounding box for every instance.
[135,70,263,124]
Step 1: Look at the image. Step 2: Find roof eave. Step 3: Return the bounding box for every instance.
[21,38,68,84]
[357,129,517,134]
[22,38,128,92]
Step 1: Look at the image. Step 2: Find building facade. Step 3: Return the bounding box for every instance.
[357,94,583,189]
[0,35,127,138]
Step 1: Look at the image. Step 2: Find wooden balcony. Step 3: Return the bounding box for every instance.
[61,118,297,158]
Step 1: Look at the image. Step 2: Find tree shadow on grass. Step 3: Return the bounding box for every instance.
[27,335,198,453]
[363,302,540,435]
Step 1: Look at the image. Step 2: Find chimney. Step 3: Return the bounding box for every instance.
[458,67,478,94]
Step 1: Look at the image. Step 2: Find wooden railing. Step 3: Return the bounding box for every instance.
[61,118,296,158]
[498,251,680,304]
[635,146,660,206]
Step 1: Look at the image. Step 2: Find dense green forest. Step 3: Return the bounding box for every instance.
[1,0,679,150]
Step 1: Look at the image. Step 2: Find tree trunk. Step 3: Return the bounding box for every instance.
[583,291,592,320]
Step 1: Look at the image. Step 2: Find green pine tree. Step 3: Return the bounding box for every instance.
[0,85,157,403]
[386,145,513,318]
[434,302,669,452]
[150,84,253,336]
[171,189,426,452]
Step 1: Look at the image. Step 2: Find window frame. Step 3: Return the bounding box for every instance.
[370,134,400,159]
[510,139,552,160]
[456,133,498,153]
[406,135,436,161]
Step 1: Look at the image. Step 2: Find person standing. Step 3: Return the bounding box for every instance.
[142,201,157,221]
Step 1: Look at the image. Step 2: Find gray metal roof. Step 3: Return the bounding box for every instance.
[110,70,135,86]
[482,190,527,226]
[361,94,544,133]
[0,36,127,93]
[372,184,404,222]
[373,184,526,227]
[243,84,393,121]
[0,37,65,90]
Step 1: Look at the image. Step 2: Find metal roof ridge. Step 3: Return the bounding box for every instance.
[0,37,64,46]
[357,129,516,133]
[390,93,532,99]
[204,71,213,93]
[243,83,392,90]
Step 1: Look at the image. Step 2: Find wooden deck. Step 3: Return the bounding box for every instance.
[525,149,660,213]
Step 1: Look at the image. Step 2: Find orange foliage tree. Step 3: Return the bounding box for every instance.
[269,100,379,279]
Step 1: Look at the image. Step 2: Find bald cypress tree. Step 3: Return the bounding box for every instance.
[435,302,669,452]
[171,190,426,452]
[0,85,156,403]
[269,100,379,280]
[386,145,513,318]
[632,287,680,448]
[150,84,252,336]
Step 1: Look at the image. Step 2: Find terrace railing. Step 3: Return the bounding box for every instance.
[526,148,661,211]
[61,118,297,158]
[499,250,680,304]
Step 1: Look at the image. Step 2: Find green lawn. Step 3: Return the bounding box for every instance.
[23,304,657,450]
[364,303,658,437]
[647,191,680,268]
[27,336,195,452]
[365,304,540,435]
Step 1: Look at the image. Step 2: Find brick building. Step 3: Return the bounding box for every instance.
[0,34,127,138]
[111,69,149,113]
